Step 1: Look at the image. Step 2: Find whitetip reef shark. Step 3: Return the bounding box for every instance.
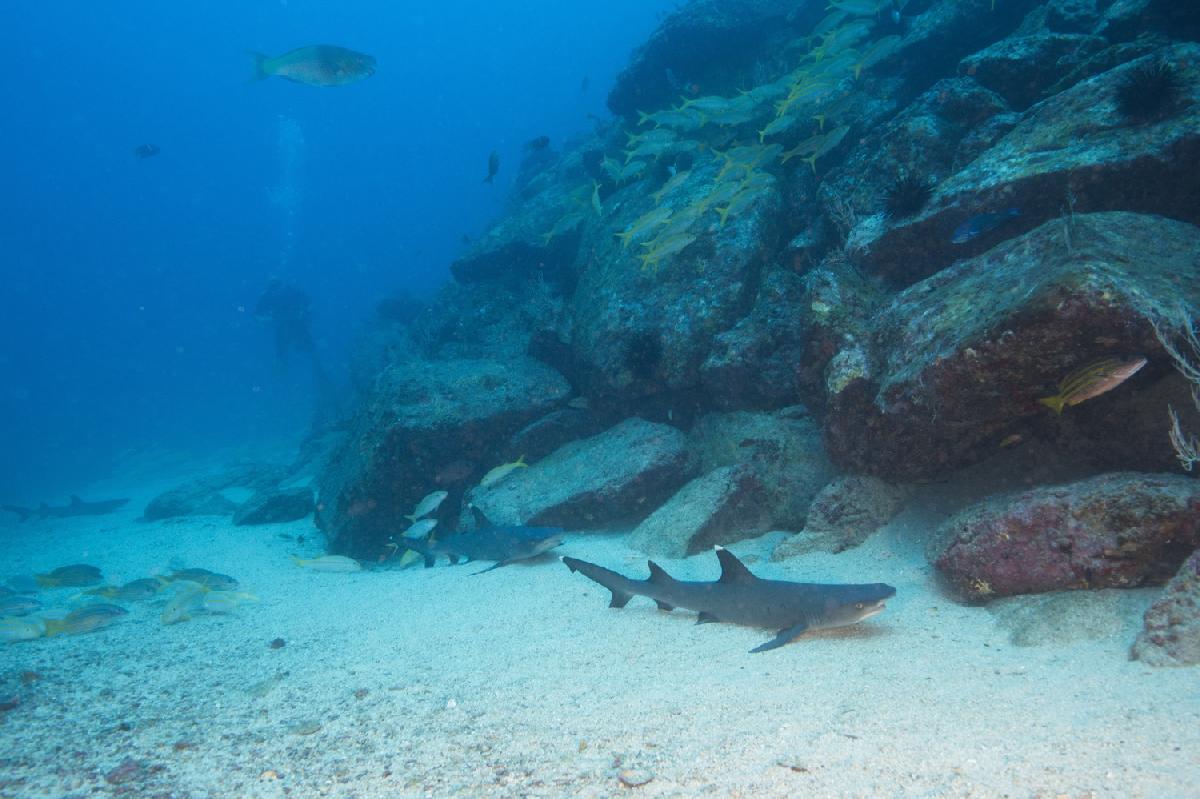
[394,507,564,574]
[562,547,896,652]
[2,495,130,522]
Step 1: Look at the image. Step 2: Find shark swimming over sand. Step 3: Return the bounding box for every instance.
[394,507,564,574]
[2,495,130,522]
[563,547,896,652]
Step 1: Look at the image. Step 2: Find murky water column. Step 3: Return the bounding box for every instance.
[269,115,305,269]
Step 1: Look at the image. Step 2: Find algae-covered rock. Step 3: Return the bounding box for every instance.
[627,465,771,558]
[466,417,695,529]
[959,33,1107,111]
[861,44,1200,285]
[931,472,1200,601]
[825,212,1200,479]
[1131,548,1200,667]
[690,406,835,532]
[316,357,570,558]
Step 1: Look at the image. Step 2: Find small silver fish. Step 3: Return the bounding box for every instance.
[406,491,448,522]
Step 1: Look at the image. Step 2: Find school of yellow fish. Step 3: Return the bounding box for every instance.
[538,2,904,275]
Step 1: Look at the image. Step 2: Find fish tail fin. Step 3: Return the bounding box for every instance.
[289,555,306,567]
[1037,395,1066,414]
[717,205,731,227]
[248,51,272,82]
[2,505,31,522]
[562,556,634,609]
[34,574,56,588]
[483,173,494,184]
[516,454,527,467]
[636,110,653,128]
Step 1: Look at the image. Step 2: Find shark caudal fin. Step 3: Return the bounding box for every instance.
[562,556,633,608]
[2,505,32,522]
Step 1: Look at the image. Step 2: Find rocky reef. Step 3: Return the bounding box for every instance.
[313,0,1199,661]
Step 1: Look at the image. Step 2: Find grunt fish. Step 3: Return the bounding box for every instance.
[44,604,128,636]
[35,564,103,588]
[1,617,45,643]
[161,582,208,625]
[1037,357,1148,414]
[85,578,166,602]
[406,491,448,522]
[250,45,376,87]
[291,555,362,573]
[0,595,42,617]
[167,568,239,591]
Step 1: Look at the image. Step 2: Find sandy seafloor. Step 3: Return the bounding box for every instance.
[2,454,1198,798]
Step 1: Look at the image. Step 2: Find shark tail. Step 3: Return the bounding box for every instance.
[2,505,31,522]
[562,556,634,608]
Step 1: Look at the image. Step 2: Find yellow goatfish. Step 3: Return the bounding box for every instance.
[480,456,528,487]
[1037,356,1147,414]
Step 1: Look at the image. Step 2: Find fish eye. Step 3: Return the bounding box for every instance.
[855,602,864,609]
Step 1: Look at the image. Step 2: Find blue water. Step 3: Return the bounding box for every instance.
[0,1,676,497]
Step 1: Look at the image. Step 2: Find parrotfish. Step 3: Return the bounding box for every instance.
[250,45,376,87]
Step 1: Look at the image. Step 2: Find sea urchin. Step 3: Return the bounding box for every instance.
[1115,60,1185,123]
[884,174,934,219]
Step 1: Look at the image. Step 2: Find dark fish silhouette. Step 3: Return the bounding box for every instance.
[563,548,896,653]
[132,144,160,159]
[394,507,562,574]
[524,135,550,152]
[951,208,1020,244]
[3,495,129,522]
[483,150,500,184]
[249,45,376,87]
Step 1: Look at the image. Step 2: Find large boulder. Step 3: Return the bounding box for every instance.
[569,154,783,403]
[690,406,835,531]
[233,487,314,526]
[858,44,1200,286]
[773,475,910,560]
[1131,547,1200,667]
[825,212,1200,479]
[143,462,289,521]
[466,418,695,529]
[930,472,1200,601]
[316,357,571,558]
[627,465,771,558]
[958,33,1107,111]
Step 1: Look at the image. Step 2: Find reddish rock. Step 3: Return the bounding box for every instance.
[932,472,1200,601]
[1131,547,1200,667]
[825,211,1200,479]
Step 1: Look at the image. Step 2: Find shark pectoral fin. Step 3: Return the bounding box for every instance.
[470,561,505,575]
[446,554,461,566]
[696,611,720,624]
[655,600,675,611]
[750,623,810,653]
[608,591,633,609]
[422,555,436,568]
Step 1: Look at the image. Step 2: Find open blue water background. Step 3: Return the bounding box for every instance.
[0,1,676,498]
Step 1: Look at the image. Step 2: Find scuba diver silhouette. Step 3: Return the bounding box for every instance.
[254,278,338,425]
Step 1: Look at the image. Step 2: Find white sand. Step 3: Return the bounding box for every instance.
[2,465,1198,798]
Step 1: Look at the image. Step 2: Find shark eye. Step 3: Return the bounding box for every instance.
[855,602,864,609]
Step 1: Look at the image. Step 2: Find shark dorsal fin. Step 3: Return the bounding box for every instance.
[715,547,756,584]
[468,505,493,530]
[646,560,675,585]
[70,495,83,505]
